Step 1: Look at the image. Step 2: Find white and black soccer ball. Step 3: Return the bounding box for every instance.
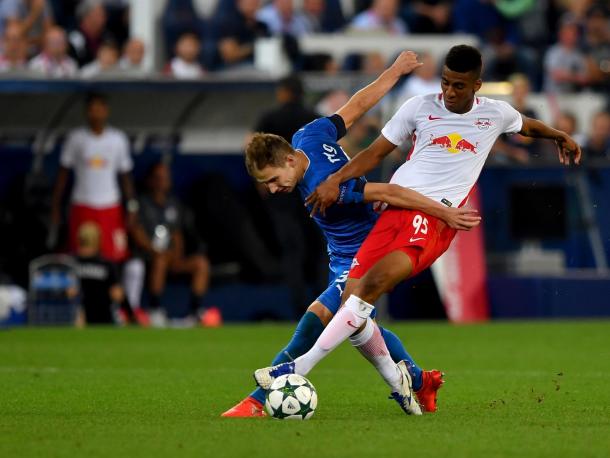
[264,374,317,420]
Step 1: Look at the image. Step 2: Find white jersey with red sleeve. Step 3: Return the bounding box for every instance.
[381,93,523,207]
[60,126,132,208]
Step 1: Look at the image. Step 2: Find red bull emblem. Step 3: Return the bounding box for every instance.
[474,118,492,130]
[429,133,478,154]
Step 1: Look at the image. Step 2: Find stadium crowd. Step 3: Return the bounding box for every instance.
[0,0,606,93]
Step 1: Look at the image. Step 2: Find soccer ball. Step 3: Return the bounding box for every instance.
[264,374,317,420]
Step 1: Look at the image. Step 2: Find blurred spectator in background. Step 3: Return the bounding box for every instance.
[80,39,120,78]
[214,0,269,69]
[554,111,586,146]
[501,73,544,160]
[250,74,323,313]
[75,221,126,325]
[581,4,610,93]
[348,0,407,35]
[544,16,589,93]
[253,74,318,140]
[166,32,204,79]
[0,22,28,72]
[536,111,584,162]
[129,162,216,328]
[99,0,129,46]
[0,0,53,54]
[256,0,311,37]
[394,52,440,104]
[302,0,326,33]
[583,111,610,160]
[453,0,536,84]
[69,0,110,66]
[403,0,452,34]
[489,73,543,164]
[161,0,202,62]
[28,26,77,77]
[314,88,349,116]
[339,115,380,158]
[118,37,145,75]
[51,93,136,264]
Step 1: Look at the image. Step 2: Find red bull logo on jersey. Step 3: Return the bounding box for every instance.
[87,155,108,168]
[475,118,492,130]
[430,133,478,155]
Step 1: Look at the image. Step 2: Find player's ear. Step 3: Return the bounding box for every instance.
[285,153,297,167]
[474,79,482,92]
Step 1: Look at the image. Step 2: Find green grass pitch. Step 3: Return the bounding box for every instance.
[1,321,609,457]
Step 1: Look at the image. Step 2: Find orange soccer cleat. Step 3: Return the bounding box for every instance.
[415,370,445,413]
[221,397,266,418]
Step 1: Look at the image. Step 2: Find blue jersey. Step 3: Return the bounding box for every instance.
[292,116,378,258]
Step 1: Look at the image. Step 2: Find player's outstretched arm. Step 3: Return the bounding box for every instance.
[520,116,582,165]
[363,183,481,231]
[336,51,422,130]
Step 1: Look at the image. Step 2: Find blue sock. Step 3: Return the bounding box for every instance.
[250,311,325,404]
[380,326,423,391]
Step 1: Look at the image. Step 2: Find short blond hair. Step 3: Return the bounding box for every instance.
[245,133,294,175]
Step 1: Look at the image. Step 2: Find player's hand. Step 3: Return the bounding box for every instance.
[555,133,581,166]
[305,175,341,217]
[390,51,423,77]
[442,207,481,231]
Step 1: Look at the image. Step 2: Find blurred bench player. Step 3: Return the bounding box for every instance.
[222,50,481,417]
[254,45,582,416]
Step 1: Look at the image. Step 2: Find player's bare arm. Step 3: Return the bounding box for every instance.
[336,51,422,130]
[306,135,396,215]
[519,116,582,165]
[362,183,482,231]
[51,166,70,225]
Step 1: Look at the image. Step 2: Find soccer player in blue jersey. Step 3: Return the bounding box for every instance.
[221,51,481,417]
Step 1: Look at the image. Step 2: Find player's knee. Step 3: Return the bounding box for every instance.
[192,254,208,273]
[151,251,169,266]
[355,273,390,303]
[344,295,375,329]
[307,302,333,326]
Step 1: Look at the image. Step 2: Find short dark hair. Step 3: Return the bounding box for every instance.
[445,45,482,77]
[85,92,108,107]
[245,133,294,175]
[278,74,304,100]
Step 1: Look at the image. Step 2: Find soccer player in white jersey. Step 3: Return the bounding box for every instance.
[51,93,137,264]
[254,45,582,415]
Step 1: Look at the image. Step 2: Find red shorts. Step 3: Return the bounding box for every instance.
[69,204,128,262]
[349,207,457,279]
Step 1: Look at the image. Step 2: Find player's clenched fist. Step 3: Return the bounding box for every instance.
[389,51,423,76]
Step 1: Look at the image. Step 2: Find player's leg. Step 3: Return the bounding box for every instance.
[291,250,413,377]
[342,276,423,387]
[148,251,169,326]
[255,250,422,414]
[254,211,412,387]
[169,254,213,324]
[250,301,331,402]
[221,301,331,417]
[223,260,346,417]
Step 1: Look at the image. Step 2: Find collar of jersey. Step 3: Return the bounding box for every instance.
[297,149,311,183]
[437,93,481,116]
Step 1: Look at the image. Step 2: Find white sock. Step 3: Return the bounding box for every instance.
[294,295,375,376]
[350,318,402,393]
